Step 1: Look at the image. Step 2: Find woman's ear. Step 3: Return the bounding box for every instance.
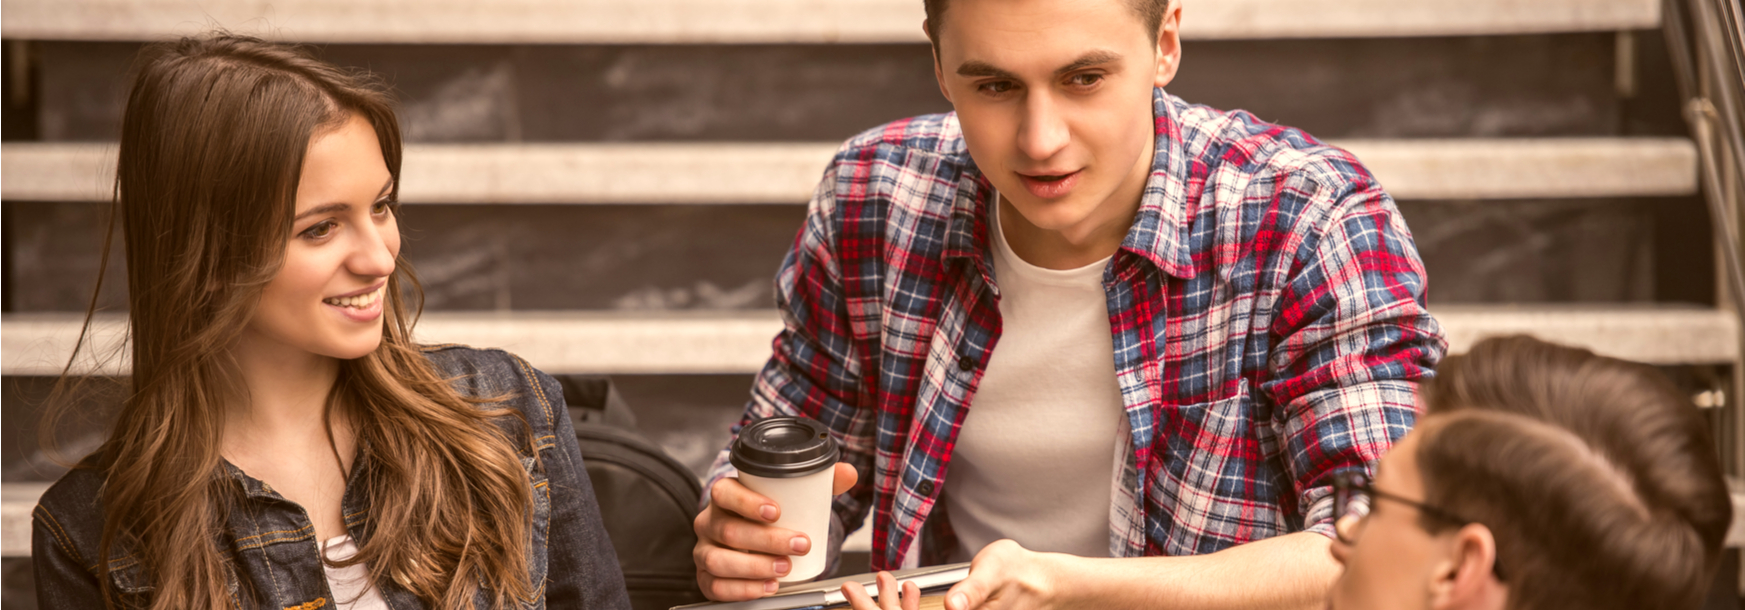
[1429,524,1509,610]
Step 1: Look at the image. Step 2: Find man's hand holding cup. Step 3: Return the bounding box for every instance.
[694,417,858,601]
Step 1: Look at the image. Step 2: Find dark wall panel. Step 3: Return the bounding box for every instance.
[4,202,127,312]
[399,204,806,311]
[32,34,1651,143]
[5,202,807,312]
[507,44,948,143]
[8,198,1711,312]
[1174,34,1623,138]
[2,40,42,142]
[1401,198,1655,304]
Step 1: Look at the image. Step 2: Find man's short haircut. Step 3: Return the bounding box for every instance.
[1420,336,1732,609]
[922,0,1172,51]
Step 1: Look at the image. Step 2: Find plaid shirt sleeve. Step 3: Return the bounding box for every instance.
[703,161,880,563]
[1260,166,1444,538]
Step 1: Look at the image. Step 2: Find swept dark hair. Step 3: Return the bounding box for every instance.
[42,34,537,609]
[1419,335,1731,609]
[922,0,1172,51]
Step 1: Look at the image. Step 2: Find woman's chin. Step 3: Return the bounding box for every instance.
[320,335,385,361]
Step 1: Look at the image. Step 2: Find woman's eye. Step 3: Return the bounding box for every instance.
[301,221,336,239]
[371,199,395,215]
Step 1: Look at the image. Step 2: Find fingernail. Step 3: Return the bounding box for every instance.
[773,559,791,576]
[951,593,968,610]
[790,536,811,554]
[760,504,778,521]
[765,580,780,593]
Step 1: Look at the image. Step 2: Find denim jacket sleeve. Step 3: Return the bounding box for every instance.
[428,345,632,610]
[32,503,107,609]
[524,359,634,610]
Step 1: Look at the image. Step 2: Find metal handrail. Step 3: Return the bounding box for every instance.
[1665,0,1745,475]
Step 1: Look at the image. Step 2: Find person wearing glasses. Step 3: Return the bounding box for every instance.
[1326,335,1732,610]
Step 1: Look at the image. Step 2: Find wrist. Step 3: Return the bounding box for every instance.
[1044,554,1187,610]
[1031,551,1085,608]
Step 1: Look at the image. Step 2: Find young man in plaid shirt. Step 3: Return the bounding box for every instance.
[693,0,1447,607]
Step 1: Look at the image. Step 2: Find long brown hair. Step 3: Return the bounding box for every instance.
[43,34,538,609]
[1419,336,1731,609]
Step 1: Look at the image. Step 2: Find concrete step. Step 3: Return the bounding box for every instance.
[4,305,1737,377]
[1431,305,1742,366]
[0,0,1660,44]
[0,138,1700,205]
[1,310,787,376]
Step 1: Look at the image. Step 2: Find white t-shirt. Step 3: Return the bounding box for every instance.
[941,198,1128,562]
[321,534,390,610]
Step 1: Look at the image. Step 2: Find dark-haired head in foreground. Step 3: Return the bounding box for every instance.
[1329,335,1731,610]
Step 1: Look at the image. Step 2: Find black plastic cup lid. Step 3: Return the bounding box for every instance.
[729,416,840,479]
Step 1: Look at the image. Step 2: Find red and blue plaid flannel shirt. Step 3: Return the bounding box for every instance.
[707,89,1447,571]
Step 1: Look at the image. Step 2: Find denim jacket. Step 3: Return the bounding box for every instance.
[32,345,633,610]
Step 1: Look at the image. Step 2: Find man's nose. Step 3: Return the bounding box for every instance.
[1328,536,1352,566]
[1015,91,1070,162]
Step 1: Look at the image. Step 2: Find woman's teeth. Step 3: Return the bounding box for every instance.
[324,286,384,309]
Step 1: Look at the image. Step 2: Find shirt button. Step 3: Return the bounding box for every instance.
[918,481,935,496]
[957,355,975,371]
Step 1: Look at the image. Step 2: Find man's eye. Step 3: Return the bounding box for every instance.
[978,81,1016,95]
[1070,73,1104,87]
[302,221,336,239]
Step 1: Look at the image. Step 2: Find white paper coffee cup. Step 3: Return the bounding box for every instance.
[729,416,840,583]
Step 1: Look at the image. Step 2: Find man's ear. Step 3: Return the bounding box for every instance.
[926,20,953,104]
[1154,2,1184,88]
[1429,524,1509,610]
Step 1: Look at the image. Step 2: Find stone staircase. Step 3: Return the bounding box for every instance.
[2,0,1741,602]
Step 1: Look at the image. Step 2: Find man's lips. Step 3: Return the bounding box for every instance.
[1017,170,1082,199]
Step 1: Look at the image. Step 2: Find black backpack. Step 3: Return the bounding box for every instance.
[558,376,709,610]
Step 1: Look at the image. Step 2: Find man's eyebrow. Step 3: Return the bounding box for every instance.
[1056,50,1123,76]
[956,60,1018,79]
[955,50,1124,80]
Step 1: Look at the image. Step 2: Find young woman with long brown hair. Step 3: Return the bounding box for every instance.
[30,34,632,610]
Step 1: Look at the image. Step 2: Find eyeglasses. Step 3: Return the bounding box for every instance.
[1330,470,1506,581]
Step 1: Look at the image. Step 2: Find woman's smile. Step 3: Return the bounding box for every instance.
[323,282,387,321]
